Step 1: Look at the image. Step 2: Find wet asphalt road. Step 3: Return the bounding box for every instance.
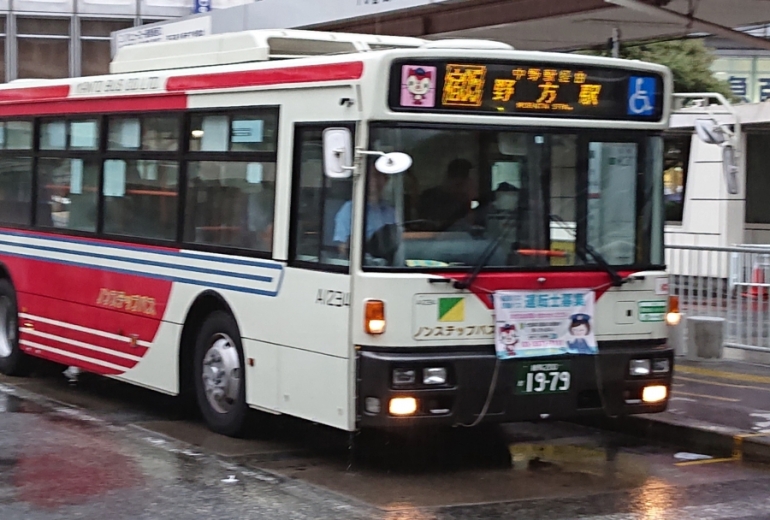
[2,367,770,519]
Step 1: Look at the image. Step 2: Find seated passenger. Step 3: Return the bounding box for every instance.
[333,171,396,255]
[418,158,474,231]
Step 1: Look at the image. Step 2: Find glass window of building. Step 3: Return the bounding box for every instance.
[17,17,70,79]
[81,19,133,77]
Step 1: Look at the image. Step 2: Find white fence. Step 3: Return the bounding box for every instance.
[667,244,770,353]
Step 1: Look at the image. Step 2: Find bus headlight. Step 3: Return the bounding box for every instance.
[630,359,651,376]
[423,367,447,385]
[392,368,416,385]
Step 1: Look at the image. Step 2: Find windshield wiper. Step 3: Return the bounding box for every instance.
[453,213,518,290]
[549,213,625,287]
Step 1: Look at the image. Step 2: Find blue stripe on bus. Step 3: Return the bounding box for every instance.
[0,229,282,271]
[0,249,281,297]
[0,238,276,285]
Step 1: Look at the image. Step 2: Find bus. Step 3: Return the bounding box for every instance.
[0,29,677,436]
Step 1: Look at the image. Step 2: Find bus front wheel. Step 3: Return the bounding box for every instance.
[194,311,248,437]
[0,279,29,376]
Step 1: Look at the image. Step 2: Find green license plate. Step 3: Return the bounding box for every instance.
[515,361,572,395]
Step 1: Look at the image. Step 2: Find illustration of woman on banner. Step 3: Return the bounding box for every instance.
[498,323,519,357]
[566,313,596,355]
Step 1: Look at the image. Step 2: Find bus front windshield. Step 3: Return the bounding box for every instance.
[362,125,664,270]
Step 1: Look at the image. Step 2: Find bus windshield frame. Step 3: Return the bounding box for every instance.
[359,122,665,272]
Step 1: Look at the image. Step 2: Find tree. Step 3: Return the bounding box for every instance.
[585,39,735,99]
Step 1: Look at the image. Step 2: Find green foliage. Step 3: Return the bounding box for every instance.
[583,39,735,99]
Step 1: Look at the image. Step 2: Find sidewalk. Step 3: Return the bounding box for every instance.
[591,357,770,463]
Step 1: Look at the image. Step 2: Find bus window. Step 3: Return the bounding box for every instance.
[184,161,275,252]
[102,159,178,240]
[291,126,353,268]
[0,156,32,225]
[37,157,99,232]
[663,134,690,223]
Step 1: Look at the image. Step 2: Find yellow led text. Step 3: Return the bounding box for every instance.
[443,64,487,107]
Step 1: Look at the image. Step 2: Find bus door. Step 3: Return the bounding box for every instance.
[282,123,356,429]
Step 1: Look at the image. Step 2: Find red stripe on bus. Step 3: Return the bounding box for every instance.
[0,93,187,117]
[0,85,70,103]
[166,61,365,91]
[20,330,138,369]
[437,271,636,309]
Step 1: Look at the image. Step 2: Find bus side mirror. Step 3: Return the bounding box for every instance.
[323,127,354,179]
[694,118,739,195]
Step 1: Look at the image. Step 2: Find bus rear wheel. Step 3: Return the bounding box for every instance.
[193,311,248,437]
[0,279,29,376]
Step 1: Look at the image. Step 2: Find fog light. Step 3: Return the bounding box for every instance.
[364,397,381,414]
[642,385,667,403]
[630,359,651,376]
[392,368,416,385]
[652,358,670,374]
[389,397,417,416]
[423,367,447,385]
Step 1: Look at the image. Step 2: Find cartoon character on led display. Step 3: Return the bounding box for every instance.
[405,67,433,104]
[566,313,594,354]
[499,323,519,356]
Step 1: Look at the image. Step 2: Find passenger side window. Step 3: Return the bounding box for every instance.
[102,159,179,240]
[291,126,353,268]
[184,109,278,253]
[102,115,181,240]
[0,121,33,225]
[36,118,101,231]
[184,161,275,251]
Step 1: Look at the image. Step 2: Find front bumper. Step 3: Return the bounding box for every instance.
[356,341,673,428]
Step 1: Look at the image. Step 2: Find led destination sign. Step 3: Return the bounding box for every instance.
[390,60,665,121]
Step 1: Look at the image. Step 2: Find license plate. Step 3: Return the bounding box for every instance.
[515,361,571,395]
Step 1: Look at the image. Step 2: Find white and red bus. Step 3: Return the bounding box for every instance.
[0,30,677,436]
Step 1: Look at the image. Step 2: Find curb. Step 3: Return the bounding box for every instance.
[581,413,770,464]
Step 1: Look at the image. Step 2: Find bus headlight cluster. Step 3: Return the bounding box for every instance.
[630,358,670,376]
[392,367,447,386]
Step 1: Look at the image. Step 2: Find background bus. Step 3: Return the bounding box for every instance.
[0,29,675,436]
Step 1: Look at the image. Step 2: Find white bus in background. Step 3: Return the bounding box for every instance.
[0,29,676,437]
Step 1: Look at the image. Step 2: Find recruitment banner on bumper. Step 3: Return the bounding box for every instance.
[493,290,598,359]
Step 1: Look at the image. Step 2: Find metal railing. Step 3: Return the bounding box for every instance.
[667,244,770,353]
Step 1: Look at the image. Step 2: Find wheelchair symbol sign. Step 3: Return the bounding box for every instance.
[627,76,656,116]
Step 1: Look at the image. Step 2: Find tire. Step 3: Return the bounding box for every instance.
[0,279,29,376]
[193,311,248,437]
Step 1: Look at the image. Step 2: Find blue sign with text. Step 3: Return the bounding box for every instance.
[192,0,211,13]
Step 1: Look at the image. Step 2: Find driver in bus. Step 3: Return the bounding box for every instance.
[332,170,396,256]
[418,158,475,231]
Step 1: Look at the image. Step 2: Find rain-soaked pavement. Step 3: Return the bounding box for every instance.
[2,364,770,519]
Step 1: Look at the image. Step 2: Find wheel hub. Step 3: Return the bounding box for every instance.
[201,333,241,414]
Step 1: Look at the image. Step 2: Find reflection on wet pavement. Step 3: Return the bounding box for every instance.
[2,371,770,519]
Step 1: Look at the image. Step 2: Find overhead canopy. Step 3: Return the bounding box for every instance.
[315,0,770,51]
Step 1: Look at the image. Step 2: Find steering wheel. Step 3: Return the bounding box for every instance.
[366,223,401,265]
